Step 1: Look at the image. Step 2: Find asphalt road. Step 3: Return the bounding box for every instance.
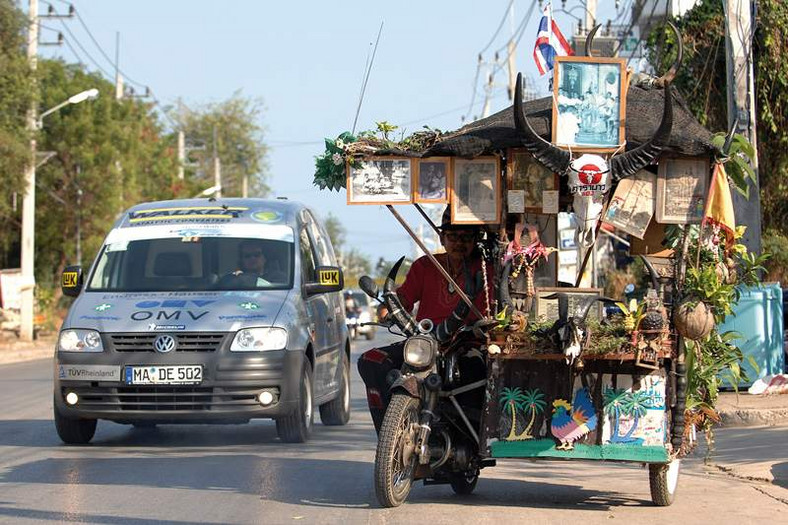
[0,328,785,524]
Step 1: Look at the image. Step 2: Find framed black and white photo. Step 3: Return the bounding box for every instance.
[414,158,450,203]
[552,56,626,151]
[507,148,560,213]
[656,157,709,223]
[346,157,413,205]
[451,157,500,224]
[534,287,603,322]
[603,170,656,239]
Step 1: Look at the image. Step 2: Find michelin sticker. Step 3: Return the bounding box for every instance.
[59,365,121,381]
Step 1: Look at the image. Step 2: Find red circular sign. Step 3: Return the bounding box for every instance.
[577,163,603,185]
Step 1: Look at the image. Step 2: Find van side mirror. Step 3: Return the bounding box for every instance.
[61,265,83,297]
[304,266,344,296]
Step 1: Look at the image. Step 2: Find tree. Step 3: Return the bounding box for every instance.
[172,92,269,197]
[0,0,35,264]
[32,59,179,294]
[646,0,788,230]
[324,213,346,253]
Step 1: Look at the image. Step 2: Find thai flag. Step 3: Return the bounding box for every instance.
[533,4,574,76]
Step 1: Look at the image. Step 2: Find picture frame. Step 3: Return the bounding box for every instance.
[552,56,627,152]
[655,157,710,223]
[414,157,450,203]
[346,157,413,205]
[506,148,560,213]
[603,170,656,239]
[534,287,603,322]
[451,157,501,224]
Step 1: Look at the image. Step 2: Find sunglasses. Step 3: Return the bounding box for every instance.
[242,251,264,259]
[443,232,476,242]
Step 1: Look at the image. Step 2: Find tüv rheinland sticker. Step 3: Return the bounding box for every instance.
[58,365,121,381]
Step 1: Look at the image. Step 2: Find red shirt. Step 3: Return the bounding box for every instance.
[396,253,492,324]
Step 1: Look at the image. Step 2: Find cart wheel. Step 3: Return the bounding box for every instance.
[449,470,479,496]
[649,459,680,506]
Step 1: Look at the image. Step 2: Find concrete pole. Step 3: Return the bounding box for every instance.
[114,32,123,100]
[724,0,761,254]
[242,173,248,198]
[212,126,221,198]
[177,131,185,180]
[506,0,516,101]
[585,0,598,33]
[20,0,38,341]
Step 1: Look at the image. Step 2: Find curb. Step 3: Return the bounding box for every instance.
[718,408,788,428]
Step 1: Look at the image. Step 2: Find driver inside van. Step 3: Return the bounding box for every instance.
[218,240,286,288]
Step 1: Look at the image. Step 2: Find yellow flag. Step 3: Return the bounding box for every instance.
[702,163,736,247]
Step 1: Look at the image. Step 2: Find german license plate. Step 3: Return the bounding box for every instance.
[125,365,203,385]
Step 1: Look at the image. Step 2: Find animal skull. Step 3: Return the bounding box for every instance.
[567,154,610,248]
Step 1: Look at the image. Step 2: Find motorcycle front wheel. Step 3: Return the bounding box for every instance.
[374,393,421,507]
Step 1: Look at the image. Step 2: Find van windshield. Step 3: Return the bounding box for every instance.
[87,236,294,292]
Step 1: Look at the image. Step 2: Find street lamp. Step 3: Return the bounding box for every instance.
[36,88,99,128]
[19,87,99,341]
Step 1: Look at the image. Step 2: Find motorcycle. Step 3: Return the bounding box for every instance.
[359,257,496,507]
[345,295,361,340]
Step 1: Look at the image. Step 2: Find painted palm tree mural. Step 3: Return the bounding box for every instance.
[500,387,526,440]
[499,387,546,440]
[604,388,652,444]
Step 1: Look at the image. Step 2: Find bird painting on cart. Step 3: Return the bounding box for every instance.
[551,387,598,450]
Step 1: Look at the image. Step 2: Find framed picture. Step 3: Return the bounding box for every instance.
[603,170,656,239]
[414,158,450,203]
[655,157,710,223]
[552,56,627,151]
[534,287,603,322]
[347,157,413,205]
[507,149,560,213]
[451,157,501,224]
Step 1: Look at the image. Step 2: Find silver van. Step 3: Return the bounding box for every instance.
[54,198,350,444]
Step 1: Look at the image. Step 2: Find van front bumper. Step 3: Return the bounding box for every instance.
[54,347,304,423]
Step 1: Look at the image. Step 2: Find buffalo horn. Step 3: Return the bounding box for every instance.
[514,73,571,175]
[585,24,602,57]
[656,21,684,86]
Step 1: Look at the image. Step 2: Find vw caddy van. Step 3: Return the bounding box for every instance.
[55,198,350,444]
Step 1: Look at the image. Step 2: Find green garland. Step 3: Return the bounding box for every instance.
[313,131,357,192]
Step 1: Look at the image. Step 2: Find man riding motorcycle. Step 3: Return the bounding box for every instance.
[357,207,492,433]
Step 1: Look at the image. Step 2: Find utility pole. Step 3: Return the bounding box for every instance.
[114,31,123,100]
[177,131,185,180]
[585,0,598,33]
[724,0,761,254]
[481,70,495,118]
[20,0,38,342]
[506,0,516,101]
[212,126,222,198]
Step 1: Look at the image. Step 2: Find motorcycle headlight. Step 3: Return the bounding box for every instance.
[58,329,104,352]
[230,327,288,351]
[403,335,437,369]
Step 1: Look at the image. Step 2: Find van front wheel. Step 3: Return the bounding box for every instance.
[276,359,313,443]
[54,398,97,445]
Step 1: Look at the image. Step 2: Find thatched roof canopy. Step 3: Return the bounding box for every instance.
[422,86,715,158]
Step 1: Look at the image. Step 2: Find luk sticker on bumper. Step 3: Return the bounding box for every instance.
[58,365,121,381]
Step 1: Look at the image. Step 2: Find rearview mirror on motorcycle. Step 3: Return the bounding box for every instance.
[359,275,380,302]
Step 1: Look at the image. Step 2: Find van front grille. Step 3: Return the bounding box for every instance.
[108,333,228,352]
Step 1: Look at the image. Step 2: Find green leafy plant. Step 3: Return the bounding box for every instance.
[313,131,356,191]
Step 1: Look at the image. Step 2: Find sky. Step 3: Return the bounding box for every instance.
[36,0,625,263]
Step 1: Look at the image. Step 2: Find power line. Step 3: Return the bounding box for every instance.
[479,0,515,55]
[58,18,114,79]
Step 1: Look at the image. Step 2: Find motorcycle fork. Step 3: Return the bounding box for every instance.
[416,388,439,465]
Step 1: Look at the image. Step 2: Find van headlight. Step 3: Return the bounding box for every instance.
[403,335,437,369]
[58,329,104,352]
[231,327,288,351]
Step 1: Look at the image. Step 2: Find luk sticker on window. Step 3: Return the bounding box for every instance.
[62,272,78,288]
[317,269,340,285]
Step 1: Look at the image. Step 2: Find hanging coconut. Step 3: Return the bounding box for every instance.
[674,300,715,340]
